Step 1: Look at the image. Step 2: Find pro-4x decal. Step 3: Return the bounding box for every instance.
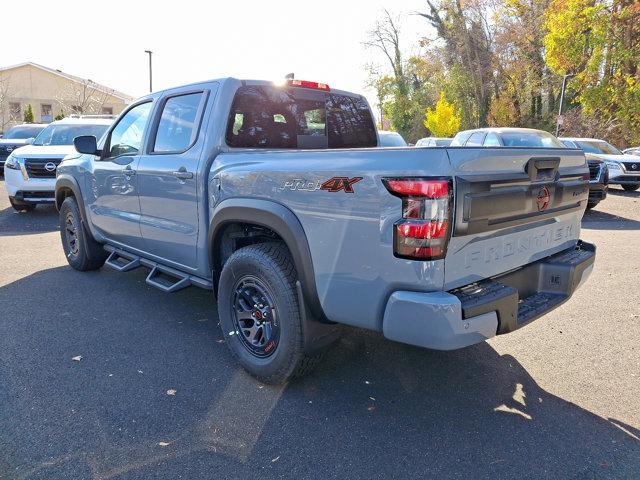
[320,177,363,193]
[279,176,363,193]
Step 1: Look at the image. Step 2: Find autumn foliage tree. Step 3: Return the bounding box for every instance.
[544,0,640,144]
[424,92,461,137]
[367,3,639,145]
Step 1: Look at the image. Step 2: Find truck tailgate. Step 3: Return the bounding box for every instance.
[444,147,588,289]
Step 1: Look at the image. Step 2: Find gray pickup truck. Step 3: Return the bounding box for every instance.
[55,78,595,383]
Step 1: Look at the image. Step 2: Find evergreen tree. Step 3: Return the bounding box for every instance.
[23,104,34,123]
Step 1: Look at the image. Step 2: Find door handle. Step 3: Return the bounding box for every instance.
[172,167,193,180]
[122,166,136,176]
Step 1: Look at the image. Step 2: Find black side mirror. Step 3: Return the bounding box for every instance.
[74,135,100,155]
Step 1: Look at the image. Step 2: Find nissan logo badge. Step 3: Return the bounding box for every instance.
[44,162,57,172]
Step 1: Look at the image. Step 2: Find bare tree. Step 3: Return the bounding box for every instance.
[55,78,113,116]
[0,73,13,133]
[364,9,408,95]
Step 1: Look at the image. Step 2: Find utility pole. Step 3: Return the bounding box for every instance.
[145,50,153,93]
[555,73,574,137]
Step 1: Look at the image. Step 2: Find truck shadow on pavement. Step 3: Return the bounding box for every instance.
[1,266,638,480]
[582,208,640,230]
[607,186,640,199]
[0,204,58,237]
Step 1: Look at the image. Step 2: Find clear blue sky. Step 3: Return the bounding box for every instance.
[3,0,430,111]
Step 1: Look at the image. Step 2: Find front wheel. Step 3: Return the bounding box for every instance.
[217,242,321,384]
[622,185,639,192]
[59,196,108,271]
[586,201,598,210]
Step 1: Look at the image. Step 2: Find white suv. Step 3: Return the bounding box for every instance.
[3,117,112,211]
[561,137,640,192]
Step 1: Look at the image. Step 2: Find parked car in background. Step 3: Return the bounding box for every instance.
[560,137,640,192]
[55,77,594,383]
[0,124,47,172]
[377,130,407,147]
[622,146,640,156]
[584,154,609,209]
[451,127,565,148]
[415,137,452,147]
[3,117,112,211]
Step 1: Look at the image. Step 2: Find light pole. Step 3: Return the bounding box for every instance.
[145,50,153,93]
[555,73,574,137]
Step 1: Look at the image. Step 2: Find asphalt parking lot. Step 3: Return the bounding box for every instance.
[0,181,638,480]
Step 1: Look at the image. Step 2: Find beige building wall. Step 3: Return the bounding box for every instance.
[0,63,133,134]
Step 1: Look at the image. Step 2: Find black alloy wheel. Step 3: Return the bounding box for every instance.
[231,275,280,357]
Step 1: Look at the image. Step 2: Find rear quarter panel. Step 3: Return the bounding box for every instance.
[212,147,452,331]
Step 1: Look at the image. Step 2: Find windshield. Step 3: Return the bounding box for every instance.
[500,131,564,148]
[575,140,622,155]
[33,124,109,146]
[4,125,45,139]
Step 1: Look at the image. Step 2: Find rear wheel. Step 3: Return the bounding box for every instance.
[586,201,598,210]
[9,198,35,212]
[217,242,322,384]
[59,196,108,271]
[622,185,639,192]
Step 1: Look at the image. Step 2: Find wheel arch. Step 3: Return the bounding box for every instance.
[209,198,327,322]
[55,175,88,223]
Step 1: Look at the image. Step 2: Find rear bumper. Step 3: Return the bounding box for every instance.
[382,241,595,350]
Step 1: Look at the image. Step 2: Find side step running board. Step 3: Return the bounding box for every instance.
[105,250,141,272]
[103,246,212,292]
[145,266,191,293]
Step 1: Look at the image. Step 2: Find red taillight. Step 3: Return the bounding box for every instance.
[286,79,331,91]
[383,178,452,260]
[384,179,448,198]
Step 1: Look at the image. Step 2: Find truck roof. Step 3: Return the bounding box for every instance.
[143,77,362,100]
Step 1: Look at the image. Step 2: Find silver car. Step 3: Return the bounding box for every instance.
[415,137,452,147]
[451,127,565,148]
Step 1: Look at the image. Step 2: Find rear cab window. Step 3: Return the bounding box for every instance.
[225,84,377,149]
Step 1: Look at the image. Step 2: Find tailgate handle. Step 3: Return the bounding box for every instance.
[525,157,560,181]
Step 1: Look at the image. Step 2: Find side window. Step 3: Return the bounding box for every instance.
[153,92,204,153]
[484,132,501,147]
[107,102,152,158]
[466,132,486,146]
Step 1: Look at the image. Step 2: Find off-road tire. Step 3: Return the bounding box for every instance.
[59,196,107,271]
[622,185,639,192]
[9,198,35,212]
[217,242,322,384]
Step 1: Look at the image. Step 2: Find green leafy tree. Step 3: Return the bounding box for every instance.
[544,0,640,144]
[23,104,34,123]
[424,92,461,137]
[54,110,65,121]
